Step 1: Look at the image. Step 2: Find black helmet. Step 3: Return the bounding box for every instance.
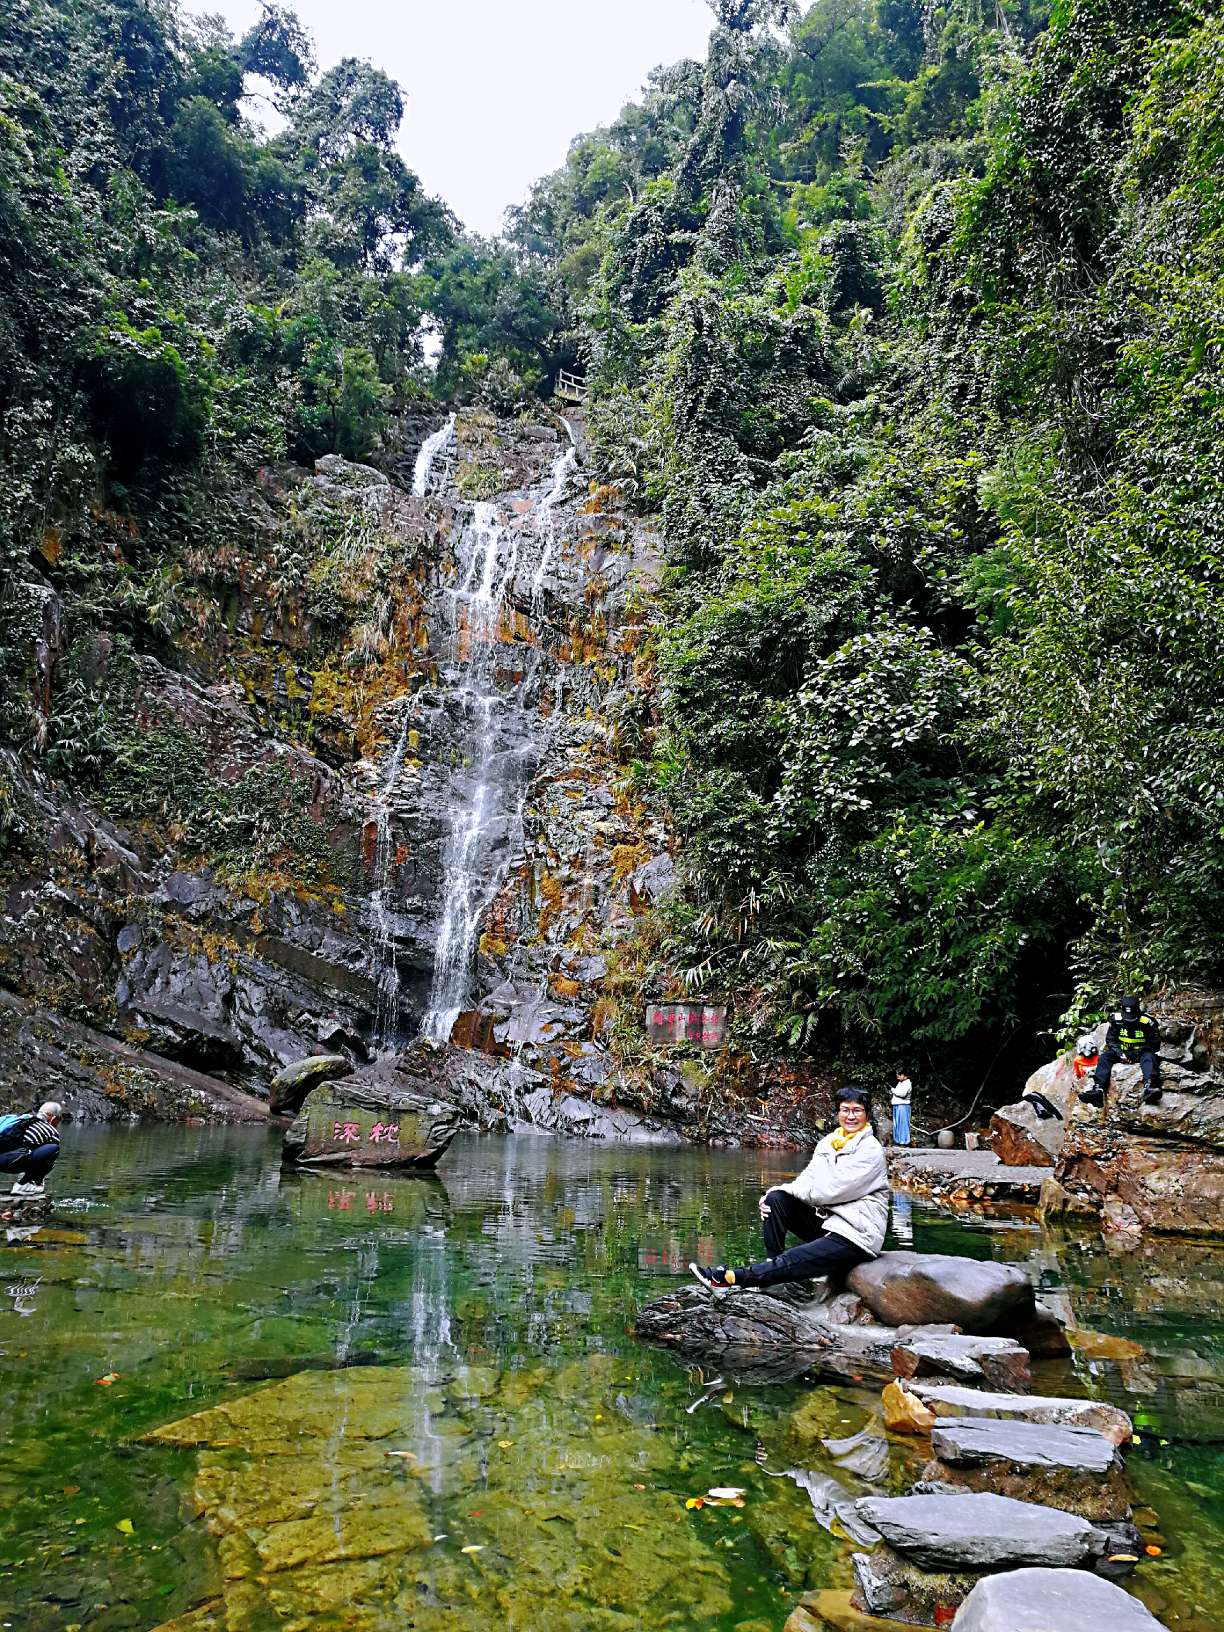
[1120,995,1141,1019]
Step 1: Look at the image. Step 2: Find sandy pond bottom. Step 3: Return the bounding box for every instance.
[0,1126,1219,1631]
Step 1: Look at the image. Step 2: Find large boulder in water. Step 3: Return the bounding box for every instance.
[951,1567,1169,1631]
[282,1080,458,1170]
[847,1251,1035,1334]
[269,1053,353,1115]
[989,1057,1076,1166]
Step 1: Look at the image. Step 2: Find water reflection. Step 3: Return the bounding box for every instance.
[0,1126,1216,1629]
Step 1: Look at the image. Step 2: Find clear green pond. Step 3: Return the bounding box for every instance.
[0,1127,1220,1631]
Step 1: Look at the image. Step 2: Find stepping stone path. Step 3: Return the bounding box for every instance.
[951,1566,1168,1630]
[923,1416,1132,1523]
[930,1418,1122,1475]
[854,1492,1109,1571]
[891,1333,1031,1391]
[907,1383,1133,1446]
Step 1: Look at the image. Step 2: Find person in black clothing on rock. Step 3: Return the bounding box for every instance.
[1080,998,1161,1107]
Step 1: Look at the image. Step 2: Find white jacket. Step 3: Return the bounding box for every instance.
[779,1127,890,1257]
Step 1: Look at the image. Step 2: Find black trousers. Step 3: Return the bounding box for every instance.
[735,1187,871,1289]
[0,1143,59,1183]
[1093,1048,1158,1094]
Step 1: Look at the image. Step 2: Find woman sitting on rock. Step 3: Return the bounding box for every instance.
[690,1086,889,1291]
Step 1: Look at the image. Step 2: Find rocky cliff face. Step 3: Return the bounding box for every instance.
[1,411,794,1139]
[989,989,1224,1236]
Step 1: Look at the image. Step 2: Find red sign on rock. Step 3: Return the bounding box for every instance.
[645,1004,727,1049]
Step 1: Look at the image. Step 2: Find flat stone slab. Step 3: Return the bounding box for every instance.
[909,1384,1132,1446]
[951,1566,1169,1630]
[931,1417,1121,1475]
[854,1492,1108,1571]
[848,1251,1034,1333]
[892,1333,1031,1392]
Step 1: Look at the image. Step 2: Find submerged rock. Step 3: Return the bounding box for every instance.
[950,1566,1169,1631]
[144,1358,738,1631]
[854,1492,1108,1571]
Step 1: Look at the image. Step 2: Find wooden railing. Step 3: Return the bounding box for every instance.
[557,369,587,404]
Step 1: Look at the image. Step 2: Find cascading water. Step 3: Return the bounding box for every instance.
[530,417,576,613]
[421,434,575,1044]
[412,412,455,497]
[370,713,412,1048]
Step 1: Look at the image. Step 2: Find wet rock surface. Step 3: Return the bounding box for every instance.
[950,1566,1169,1631]
[852,1543,981,1623]
[854,1491,1108,1571]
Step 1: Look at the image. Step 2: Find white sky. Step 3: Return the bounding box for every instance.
[186,0,714,236]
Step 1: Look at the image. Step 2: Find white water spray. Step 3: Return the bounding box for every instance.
[412,413,455,497]
[422,429,575,1043]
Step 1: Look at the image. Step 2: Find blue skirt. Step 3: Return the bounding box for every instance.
[892,1103,911,1146]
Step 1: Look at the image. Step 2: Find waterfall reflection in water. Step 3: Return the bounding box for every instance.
[0,1127,1220,1631]
[422,428,577,1043]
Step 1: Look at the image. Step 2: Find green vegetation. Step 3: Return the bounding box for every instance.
[517,0,1224,1086]
[4,0,1224,1095]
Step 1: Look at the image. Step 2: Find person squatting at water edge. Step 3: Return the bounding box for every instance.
[0,1102,63,1197]
[690,1086,889,1291]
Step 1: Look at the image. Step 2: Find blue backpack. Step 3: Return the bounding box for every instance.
[0,1114,34,1153]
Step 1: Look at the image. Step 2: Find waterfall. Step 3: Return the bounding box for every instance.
[370,713,412,1048]
[411,412,455,497]
[530,417,576,613]
[421,434,573,1044]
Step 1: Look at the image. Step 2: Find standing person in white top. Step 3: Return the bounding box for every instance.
[689,1086,889,1290]
[892,1068,912,1147]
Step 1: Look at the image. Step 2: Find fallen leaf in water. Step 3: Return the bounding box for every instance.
[707,1487,745,1500]
[685,1497,705,1510]
[593,1414,603,1422]
[461,1545,484,1555]
[384,1450,416,1460]
[722,1392,733,1403]
[95,1374,120,1387]
[497,1440,514,1449]
[115,1519,134,1536]
[1108,1554,1139,1564]
[433,1534,448,1542]
[1145,1545,1163,1557]
[62,1486,80,1497]
[633,1483,646,1491]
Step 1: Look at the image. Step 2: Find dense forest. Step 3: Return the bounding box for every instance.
[3,0,1223,1098]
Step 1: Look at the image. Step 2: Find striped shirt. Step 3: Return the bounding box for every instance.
[21,1118,59,1150]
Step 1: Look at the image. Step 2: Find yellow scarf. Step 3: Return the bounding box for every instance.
[829,1124,868,1154]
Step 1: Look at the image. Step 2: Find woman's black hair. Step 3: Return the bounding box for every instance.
[835,1084,872,1114]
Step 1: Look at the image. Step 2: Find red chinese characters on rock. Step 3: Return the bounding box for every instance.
[368,1123,400,1144]
[365,1192,394,1213]
[645,1004,727,1049]
[332,1122,361,1144]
